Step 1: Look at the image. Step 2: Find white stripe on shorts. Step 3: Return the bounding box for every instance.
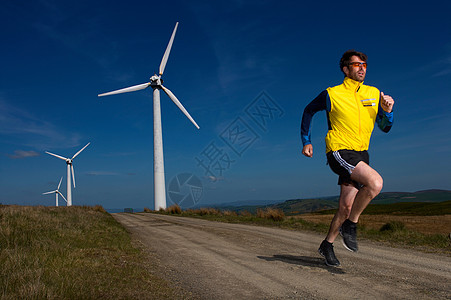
[332,151,355,174]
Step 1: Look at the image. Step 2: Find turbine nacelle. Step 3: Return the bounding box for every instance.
[150,75,163,88]
[150,74,162,85]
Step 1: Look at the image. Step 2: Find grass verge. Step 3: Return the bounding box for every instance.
[154,205,450,255]
[0,205,178,299]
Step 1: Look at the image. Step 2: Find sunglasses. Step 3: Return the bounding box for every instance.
[348,62,367,69]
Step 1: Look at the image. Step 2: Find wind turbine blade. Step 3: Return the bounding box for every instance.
[161,85,200,129]
[57,191,67,202]
[159,22,179,76]
[57,176,63,189]
[71,164,76,188]
[43,191,55,195]
[98,82,151,97]
[45,151,68,161]
[72,142,90,160]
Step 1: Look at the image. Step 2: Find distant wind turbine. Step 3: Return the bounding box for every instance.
[45,143,90,206]
[42,176,67,207]
[98,22,200,210]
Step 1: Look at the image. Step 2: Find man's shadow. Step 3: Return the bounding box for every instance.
[257,254,345,274]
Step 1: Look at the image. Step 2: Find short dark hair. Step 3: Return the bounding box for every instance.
[340,50,368,75]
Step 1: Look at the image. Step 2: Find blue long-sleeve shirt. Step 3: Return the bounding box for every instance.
[301,90,394,147]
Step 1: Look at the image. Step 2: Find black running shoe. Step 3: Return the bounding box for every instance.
[318,240,340,267]
[340,219,358,252]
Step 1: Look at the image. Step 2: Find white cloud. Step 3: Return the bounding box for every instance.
[432,53,451,77]
[205,175,224,182]
[7,150,40,159]
[0,98,82,150]
[85,171,121,176]
[85,171,136,176]
[30,2,125,78]
[189,5,288,92]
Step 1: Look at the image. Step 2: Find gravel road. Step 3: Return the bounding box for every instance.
[113,213,450,299]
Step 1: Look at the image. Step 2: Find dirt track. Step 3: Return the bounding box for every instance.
[113,213,450,299]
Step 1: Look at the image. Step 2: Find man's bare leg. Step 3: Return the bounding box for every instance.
[325,184,358,243]
[339,161,383,252]
[319,183,359,266]
[348,161,383,223]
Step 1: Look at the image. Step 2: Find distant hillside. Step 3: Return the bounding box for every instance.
[270,198,338,215]
[315,200,451,216]
[215,189,451,216]
[194,199,286,209]
[365,200,451,215]
[218,198,338,215]
[371,189,451,204]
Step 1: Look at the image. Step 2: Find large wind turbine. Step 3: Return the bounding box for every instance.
[45,142,90,206]
[42,176,67,207]
[98,22,200,211]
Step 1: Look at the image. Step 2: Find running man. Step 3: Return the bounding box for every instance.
[300,50,394,266]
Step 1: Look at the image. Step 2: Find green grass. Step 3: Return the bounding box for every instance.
[0,205,178,299]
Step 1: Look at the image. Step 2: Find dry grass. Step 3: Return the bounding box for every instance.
[154,205,449,253]
[297,214,451,235]
[91,204,106,213]
[149,204,449,253]
[166,204,182,214]
[222,210,238,217]
[0,205,177,299]
[183,208,222,216]
[293,213,450,253]
[240,210,253,217]
[256,208,285,221]
[159,207,282,220]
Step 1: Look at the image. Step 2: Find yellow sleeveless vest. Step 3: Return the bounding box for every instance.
[325,77,380,152]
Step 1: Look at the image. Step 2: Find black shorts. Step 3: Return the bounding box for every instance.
[326,150,369,189]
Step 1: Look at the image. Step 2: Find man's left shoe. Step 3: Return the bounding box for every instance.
[318,240,340,267]
[340,219,358,252]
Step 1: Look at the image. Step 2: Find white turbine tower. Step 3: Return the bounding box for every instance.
[45,142,90,206]
[98,22,200,211]
[42,177,67,207]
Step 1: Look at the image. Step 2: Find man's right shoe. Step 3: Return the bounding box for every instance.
[318,240,340,267]
[340,219,358,252]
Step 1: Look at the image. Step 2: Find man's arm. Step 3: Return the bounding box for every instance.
[301,90,328,157]
[376,92,394,132]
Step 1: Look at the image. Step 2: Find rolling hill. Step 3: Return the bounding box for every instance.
[215,189,451,215]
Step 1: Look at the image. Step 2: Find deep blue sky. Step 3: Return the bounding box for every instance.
[1,0,450,209]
